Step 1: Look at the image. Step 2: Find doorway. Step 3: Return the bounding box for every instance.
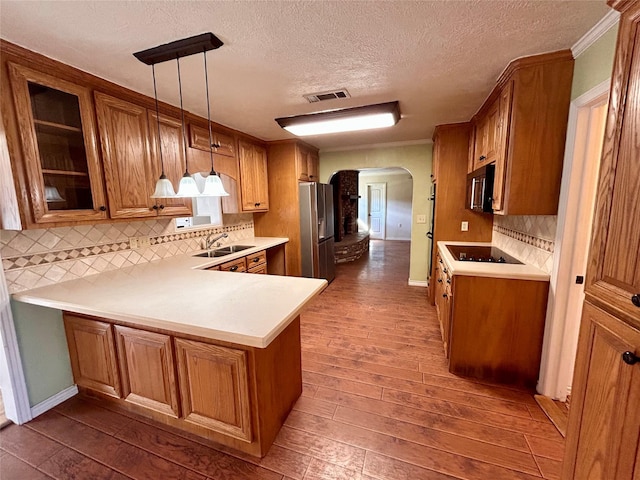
[537,80,609,400]
[367,183,387,240]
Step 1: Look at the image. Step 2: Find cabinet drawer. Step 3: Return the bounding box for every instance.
[246,250,266,268]
[219,257,247,273]
[248,264,267,275]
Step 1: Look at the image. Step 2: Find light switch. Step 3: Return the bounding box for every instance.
[461,221,469,231]
[416,214,426,224]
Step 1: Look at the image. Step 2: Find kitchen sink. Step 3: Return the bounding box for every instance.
[213,245,254,254]
[192,245,254,258]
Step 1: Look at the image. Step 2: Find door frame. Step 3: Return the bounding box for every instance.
[537,79,610,400]
[367,182,387,240]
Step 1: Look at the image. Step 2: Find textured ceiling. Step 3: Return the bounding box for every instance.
[0,1,610,150]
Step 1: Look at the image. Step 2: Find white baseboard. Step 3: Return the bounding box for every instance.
[408,280,428,287]
[30,385,78,418]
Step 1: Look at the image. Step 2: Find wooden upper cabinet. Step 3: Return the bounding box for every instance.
[94,92,156,218]
[296,145,310,181]
[491,81,513,212]
[471,96,500,171]
[63,314,121,399]
[238,140,269,211]
[175,338,252,442]
[7,62,108,224]
[114,325,180,418]
[307,151,319,182]
[189,124,236,158]
[562,302,640,480]
[147,111,192,217]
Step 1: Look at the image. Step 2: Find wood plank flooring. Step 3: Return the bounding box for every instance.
[0,240,565,479]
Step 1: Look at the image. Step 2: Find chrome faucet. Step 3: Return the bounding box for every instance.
[205,232,228,250]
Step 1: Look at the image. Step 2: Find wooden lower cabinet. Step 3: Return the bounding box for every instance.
[561,302,640,480]
[434,253,452,358]
[175,339,252,442]
[63,314,121,398]
[62,312,302,457]
[114,326,180,418]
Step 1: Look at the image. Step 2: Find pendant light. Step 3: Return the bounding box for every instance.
[174,56,201,197]
[200,49,229,197]
[150,64,177,198]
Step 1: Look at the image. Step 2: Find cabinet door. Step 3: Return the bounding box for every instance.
[296,145,309,181]
[562,302,640,480]
[175,338,252,442]
[63,314,121,398]
[307,151,319,182]
[586,13,640,323]
[95,92,156,218]
[147,111,192,217]
[492,81,513,212]
[483,97,501,165]
[238,140,269,211]
[189,124,236,158]
[473,114,488,169]
[8,63,108,224]
[114,326,180,417]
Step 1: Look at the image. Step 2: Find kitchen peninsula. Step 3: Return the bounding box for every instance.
[12,237,327,457]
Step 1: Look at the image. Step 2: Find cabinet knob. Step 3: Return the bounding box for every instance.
[152,205,159,210]
[632,294,640,308]
[479,155,486,161]
[437,278,442,283]
[443,268,448,274]
[230,265,239,272]
[159,204,165,210]
[622,351,639,365]
[254,202,261,207]
[99,205,107,212]
[252,257,260,263]
[442,293,447,298]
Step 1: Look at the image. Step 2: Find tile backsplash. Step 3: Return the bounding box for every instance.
[492,215,557,273]
[1,214,254,293]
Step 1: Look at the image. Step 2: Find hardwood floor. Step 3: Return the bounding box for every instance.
[0,240,564,479]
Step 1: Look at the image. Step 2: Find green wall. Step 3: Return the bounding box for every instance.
[320,143,433,283]
[571,24,619,100]
[10,301,73,406]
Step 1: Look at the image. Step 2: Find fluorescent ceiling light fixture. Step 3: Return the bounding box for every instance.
[275,101,400,136]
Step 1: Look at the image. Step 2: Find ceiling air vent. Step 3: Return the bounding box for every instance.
[304,89,351,103]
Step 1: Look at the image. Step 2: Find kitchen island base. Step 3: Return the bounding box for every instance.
[63,312,302,458]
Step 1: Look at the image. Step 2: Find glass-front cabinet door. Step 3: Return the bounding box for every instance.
[8,62,107,224]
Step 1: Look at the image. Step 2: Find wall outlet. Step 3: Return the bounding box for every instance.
[416,214,426,224]
[138,236,151,248]
[129,237,138,249]
[461,221,469,232]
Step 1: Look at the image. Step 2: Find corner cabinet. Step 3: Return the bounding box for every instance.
[7,62,108,224]
[562,3,640,479]
[468,51,573,215]
[238,140,269,212]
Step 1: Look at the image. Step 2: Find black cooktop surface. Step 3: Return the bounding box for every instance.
[446,245,523,264]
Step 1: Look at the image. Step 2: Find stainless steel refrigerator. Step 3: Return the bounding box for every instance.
[299,182,335,282]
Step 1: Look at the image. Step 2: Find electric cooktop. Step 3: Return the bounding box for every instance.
[446,245,523,264]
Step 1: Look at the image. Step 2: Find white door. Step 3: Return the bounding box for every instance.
[368,183,386,239]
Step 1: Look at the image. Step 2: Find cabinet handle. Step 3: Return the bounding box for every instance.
[159,204,165,210]
[230,265,239,272]
[442,293,448,298]
[99,206,107,212]
[252,257,260,263]
[446,279,451,284]
[622,351,639,365]
[632,294,640,308]
[152,205,159,210]
[479,155,486,161]
[254,202,261,207]
[437,278,442,283]
[309,175,315,179]
[443,268,448,274]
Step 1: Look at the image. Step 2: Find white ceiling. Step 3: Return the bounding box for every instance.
[0,1,610,150]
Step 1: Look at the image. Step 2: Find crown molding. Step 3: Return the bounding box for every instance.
[320,138,432,154]
[572,9,620,58]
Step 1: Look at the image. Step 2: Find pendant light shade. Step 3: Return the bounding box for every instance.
[201,173,229,196]
[150,174,176,198]
[176,173,201,197]
[45,186,65,202]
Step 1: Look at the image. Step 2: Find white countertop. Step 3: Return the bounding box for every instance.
[12,237,328,348]
[437,241,550,282]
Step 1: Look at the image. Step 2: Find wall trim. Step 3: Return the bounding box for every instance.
[572,10,620,58]
[30,385,78,418]
[321,139,432,153]
[408,280,428,287]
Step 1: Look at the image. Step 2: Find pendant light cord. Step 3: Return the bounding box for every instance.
[176,56,190,177]
[151,64,167,179]
[203,50,219,176]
